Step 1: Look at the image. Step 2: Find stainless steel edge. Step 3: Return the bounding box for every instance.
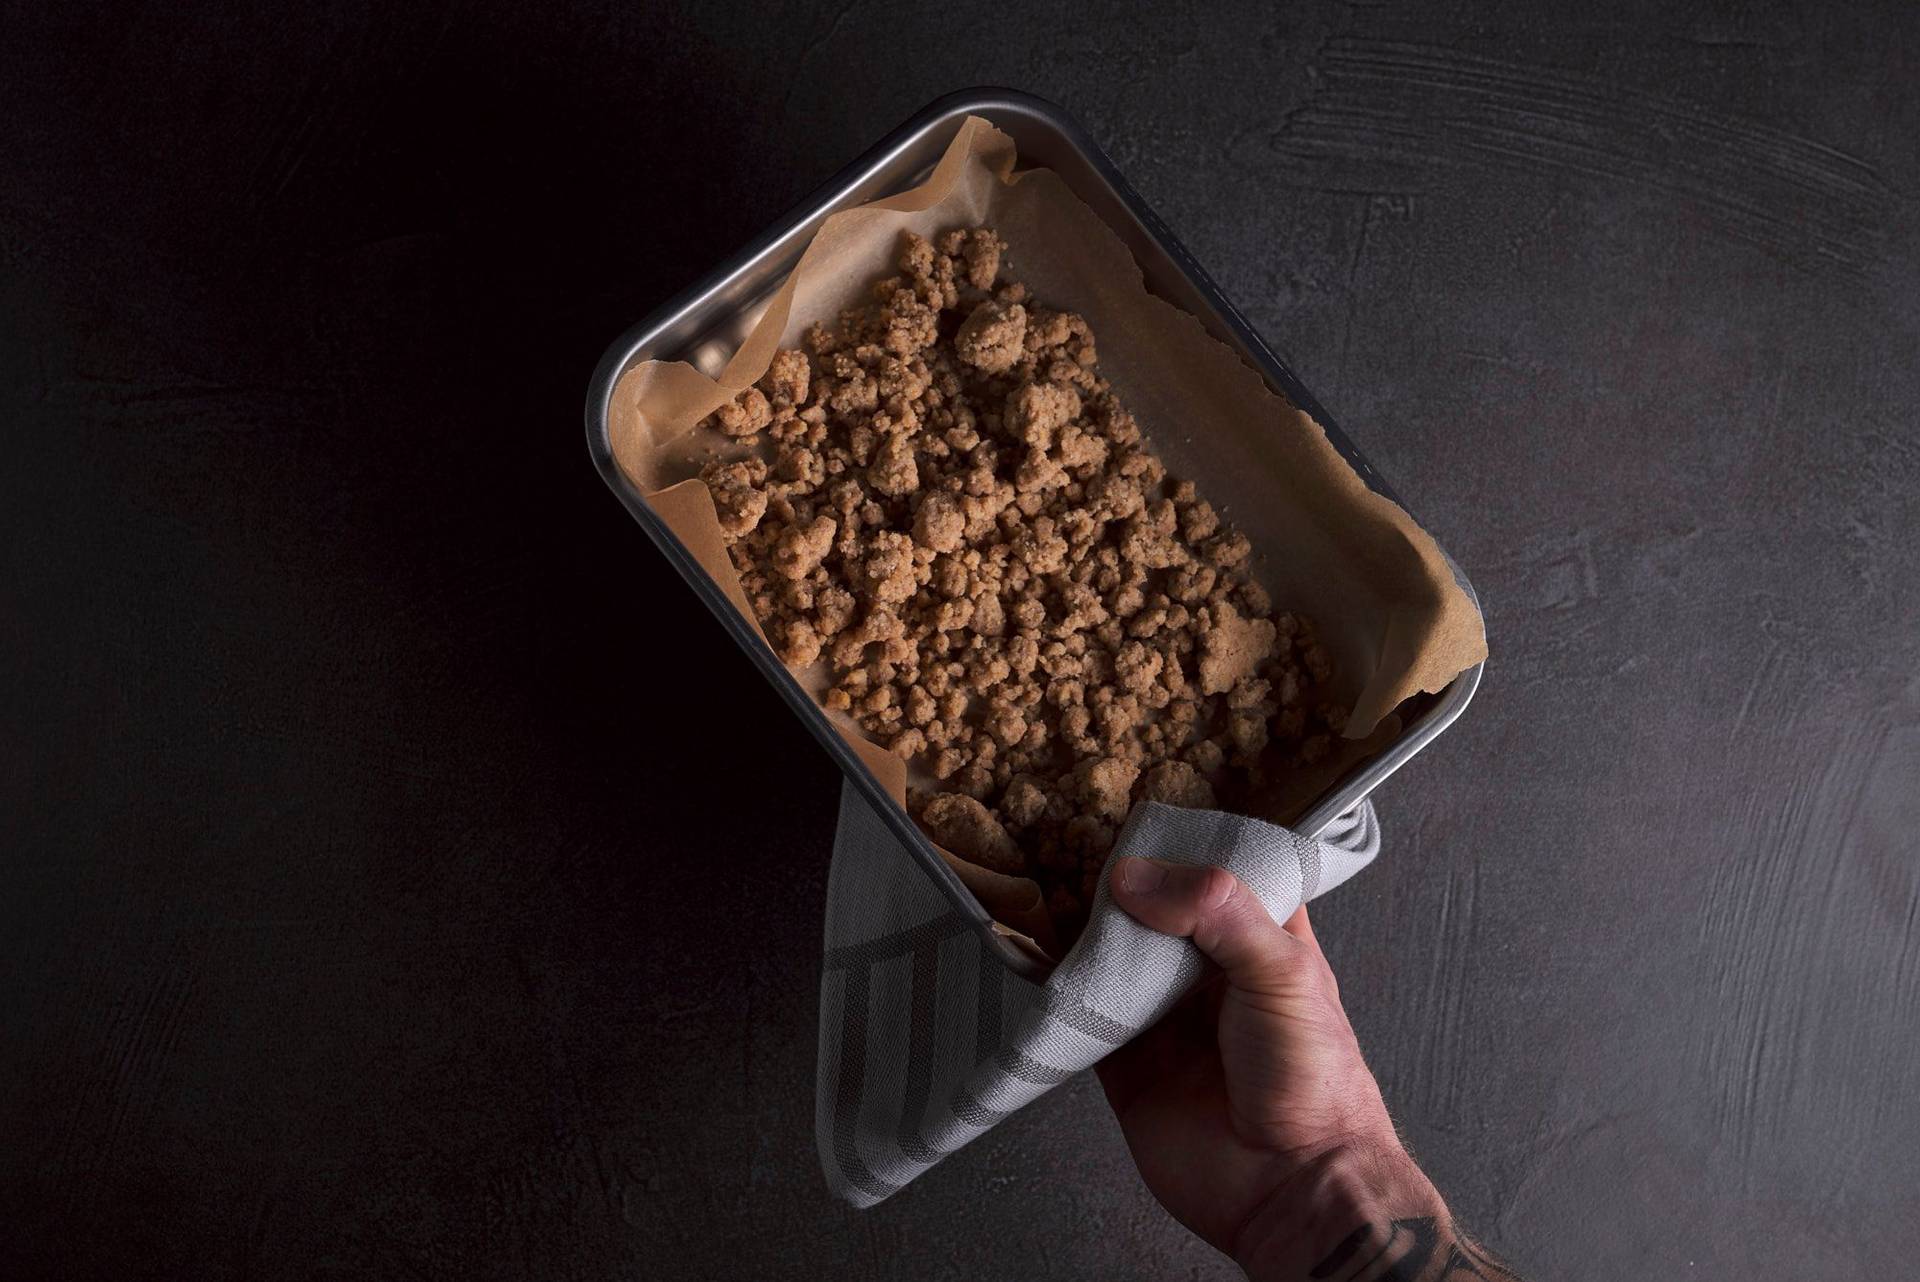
[586,94,1061,983]
[586,88,1483,978]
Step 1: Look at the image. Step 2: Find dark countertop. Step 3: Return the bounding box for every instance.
[4,2,1916,1278]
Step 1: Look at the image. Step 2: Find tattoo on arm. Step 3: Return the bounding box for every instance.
[1307,1217,1525,1281]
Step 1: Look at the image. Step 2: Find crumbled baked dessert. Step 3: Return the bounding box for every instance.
[699,226,1346,942]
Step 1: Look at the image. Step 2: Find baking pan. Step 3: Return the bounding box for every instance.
[585,88,1483,981]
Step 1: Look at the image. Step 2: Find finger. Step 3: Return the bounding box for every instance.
[1281,904,1314,943]
[1109,858,1301,993]
[1096,976,1216,1114]
[1095,1035,1151,1114]
[1202,969,1229,1024]
[1282,904,1340,1001]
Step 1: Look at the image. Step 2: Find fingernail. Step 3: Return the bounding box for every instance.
[1119,858,1167,894]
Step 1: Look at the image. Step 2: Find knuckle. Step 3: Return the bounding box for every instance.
[1193,866,1243,914]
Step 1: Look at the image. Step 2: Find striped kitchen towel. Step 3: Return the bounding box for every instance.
[816,781,1381,1206]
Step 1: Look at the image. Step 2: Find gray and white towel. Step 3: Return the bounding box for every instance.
[816,782,1381,1206]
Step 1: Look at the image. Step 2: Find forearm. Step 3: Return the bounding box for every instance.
[1233,1142,1524,1281]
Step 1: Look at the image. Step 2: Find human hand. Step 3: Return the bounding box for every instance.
[1100,858,1520,1281]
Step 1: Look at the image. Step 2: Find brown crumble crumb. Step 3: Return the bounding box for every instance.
[698,226,1346,945]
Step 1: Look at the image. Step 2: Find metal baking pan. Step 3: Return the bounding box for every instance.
[585,88,1483,981]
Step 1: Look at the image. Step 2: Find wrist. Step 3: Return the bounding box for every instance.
[1232,1135,1445,1282]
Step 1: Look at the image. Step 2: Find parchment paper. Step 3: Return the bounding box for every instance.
[607,117,1487,939]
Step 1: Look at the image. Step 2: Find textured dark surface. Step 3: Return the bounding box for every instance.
[4,1,1918,1278]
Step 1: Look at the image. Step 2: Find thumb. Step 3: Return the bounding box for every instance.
[1110,857,1300,992]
